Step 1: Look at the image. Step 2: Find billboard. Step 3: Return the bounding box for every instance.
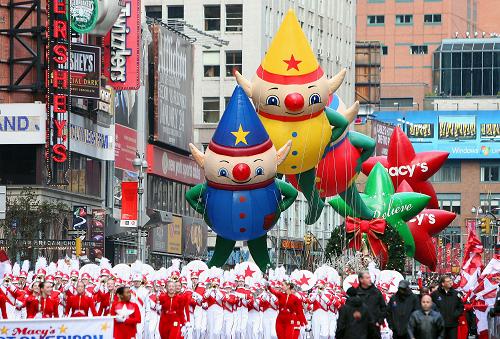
[152,24,194,151]
[374,111,500,159]
[146,145,203,185]
[0,104,45,144]
[370,120,395,156]
[69,113,115,160]
[150,215,183,255]
[103,0,141,90]
[182,216,208,258]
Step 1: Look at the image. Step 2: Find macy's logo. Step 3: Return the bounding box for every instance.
[386,162,428,177]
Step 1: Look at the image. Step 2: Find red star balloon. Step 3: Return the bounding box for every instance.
[397,181,456,271]
[362,127,449,208]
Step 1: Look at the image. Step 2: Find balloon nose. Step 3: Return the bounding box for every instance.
[232,163,251,181]
[284,93,304,111]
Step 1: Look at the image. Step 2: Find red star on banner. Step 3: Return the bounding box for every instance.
[283,54,302,71]
[298,274,310,286]
[362,127,449,208]
[243,266,256,278]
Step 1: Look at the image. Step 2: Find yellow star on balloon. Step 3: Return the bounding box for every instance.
[101,322,110,331]
[59,325,68,334]
[1,326,8,335]
[231,124,250,145]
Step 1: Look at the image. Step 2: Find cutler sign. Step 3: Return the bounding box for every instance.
[46,0,71,185]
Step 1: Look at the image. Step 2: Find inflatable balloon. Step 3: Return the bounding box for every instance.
[362,127,449,208]
[396,181,456,271]
[186,86,298,272]
[235,9,360,224]
[329,162,430,257]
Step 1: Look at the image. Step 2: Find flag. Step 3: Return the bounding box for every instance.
[459,221,484,292]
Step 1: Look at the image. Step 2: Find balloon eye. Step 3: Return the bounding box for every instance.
[255,167,264,176]
[266,95,280,106]
[218,168,228,177]
[309,93,321,105]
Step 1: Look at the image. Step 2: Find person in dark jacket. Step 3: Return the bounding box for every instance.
[336,287,374,339]
[431,275,464,339]
[408,294,444,339]
[387,280,419,339]
[356,271,387,338]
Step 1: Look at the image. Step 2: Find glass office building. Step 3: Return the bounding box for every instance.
[433,38,500,97]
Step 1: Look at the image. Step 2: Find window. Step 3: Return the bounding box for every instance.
[424,14,442,24]
[226,4,242,32]
[203,51,220,77]
[225,50,242,76]
[66,153,101,197]
[410,45,428,55]
[382,46,388,55]
[430,161,461,182]
[396,14,413,25]
[203,97,220,123]
[145,6,162,20]
[367,15,384,25]
[204,5,220,31]
[481,162,500,182]
[167,6,184,19]
[480,193,500,215]
[437,193,461,215]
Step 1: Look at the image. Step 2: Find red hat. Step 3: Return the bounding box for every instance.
[55,271,63,279]
[222,281,233,289]
[131,273,142,282]
[45,275,55,284]
[236,275,244,282]
[100,268,111,277]
[179,276,187,284]
[36,268,46,277]
[4,273,14,281]
[62,274,69,281]
[211,277,220,285]
[19,271,28,279]
[115,278,123,286]
[191,271,201,278]
[145,280,153,288]
[81,273,91,280]
[70,270,79,278]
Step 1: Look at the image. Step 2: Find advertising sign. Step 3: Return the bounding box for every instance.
[120,181,138,227]
[152,25,194,151]
[115,124,137,171]
[0,238,101,249]
[281,239,304,250]
[69,0,98,33]
[182,216,208,258]
[0,104,45,144]
[103,0,140,90]
[46,0,71,185]
[57,44,101,98]
[407,123,434,139]
[370,120,395,156]
[0,316,114,339]
[69,113,115,160]
[374,111,500,159]
[90,209,105,259]
[147,145,203,185]
[72,206,88,230]
[167,215,183,254]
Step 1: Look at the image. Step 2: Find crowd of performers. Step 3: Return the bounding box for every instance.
[0,257,481,339]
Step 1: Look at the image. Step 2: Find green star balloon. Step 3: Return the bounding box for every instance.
[329,162,430,257]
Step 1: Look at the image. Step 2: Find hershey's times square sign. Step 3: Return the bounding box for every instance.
[46,0,71,185]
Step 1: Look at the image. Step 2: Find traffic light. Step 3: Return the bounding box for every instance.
[75,237,82,256]
[438,238,443,247]
[480,217,491,233]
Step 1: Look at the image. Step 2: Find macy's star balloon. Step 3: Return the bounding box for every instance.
[329,163,430,256]
[186,86,298,272]
[396,181,456,271]
[362,127,449,208]
[235,9,361,224]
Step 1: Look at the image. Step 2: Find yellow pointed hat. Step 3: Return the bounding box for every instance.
[257,9,323,84]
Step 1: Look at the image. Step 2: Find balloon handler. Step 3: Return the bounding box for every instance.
[186,86,298,272]
[236,9,366,224]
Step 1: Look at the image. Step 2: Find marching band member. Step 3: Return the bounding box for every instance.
[221,281,238,338]
[247,284,263,339]
[309,279,332,339]
[259,283,279,339]
[268,280,307,339]
[65,280,98,317]
[0,284,8,319]
[204,278,225,339]
[190,272,207,339]
[24,281,41,319]
[158,280,190,339]
[235,275,251,339]
[111,286,142,339]
[130,273,148,339]
[38,281,59,318]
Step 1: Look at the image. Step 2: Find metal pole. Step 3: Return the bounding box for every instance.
[137,173,143,262]
[276,226,281,267]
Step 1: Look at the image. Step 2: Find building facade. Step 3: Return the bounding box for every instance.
[356,0,483,108]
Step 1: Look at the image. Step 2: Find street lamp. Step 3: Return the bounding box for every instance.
[133,151,148,262]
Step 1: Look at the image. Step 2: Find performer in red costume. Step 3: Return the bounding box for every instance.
[24,282,41,319]
[65,281,98,317]
[97,278,118,316]
[158,281,190,339]
[0,287,8,319]
[111,286,142,339]
[268,281,307,339]
[38,281,59,318]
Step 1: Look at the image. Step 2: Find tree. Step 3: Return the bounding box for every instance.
[0,188,69,263]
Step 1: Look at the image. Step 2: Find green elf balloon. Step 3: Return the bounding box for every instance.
[328,162,430,256]
[186,86,298,272]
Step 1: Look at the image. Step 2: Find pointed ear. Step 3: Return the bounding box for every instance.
[276,140,292,166]
[328,68,347,95]
[235,71,252,97]
[189,143,205,168]
[343,101,360,123]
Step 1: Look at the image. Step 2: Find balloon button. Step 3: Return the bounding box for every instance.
[239,213,246,219]
[291,132,298,137]
[239,227,246,233]
[239,196,246,202]
[292,151,298,156]
[291,165,297,169]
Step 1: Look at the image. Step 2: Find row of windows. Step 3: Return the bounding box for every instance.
[147,175,199,218]
[367,14,441,26]
[145,4,243,32]
[380,45,429,56]
[428,161,500,183]
[203,50,242,78]
[437,193,500,216]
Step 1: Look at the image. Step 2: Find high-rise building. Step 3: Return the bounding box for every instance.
[142,0,355,268]
[356,0,488,108]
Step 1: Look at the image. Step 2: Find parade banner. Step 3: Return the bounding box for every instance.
[120,181,138,227]
[0,316,114,339]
